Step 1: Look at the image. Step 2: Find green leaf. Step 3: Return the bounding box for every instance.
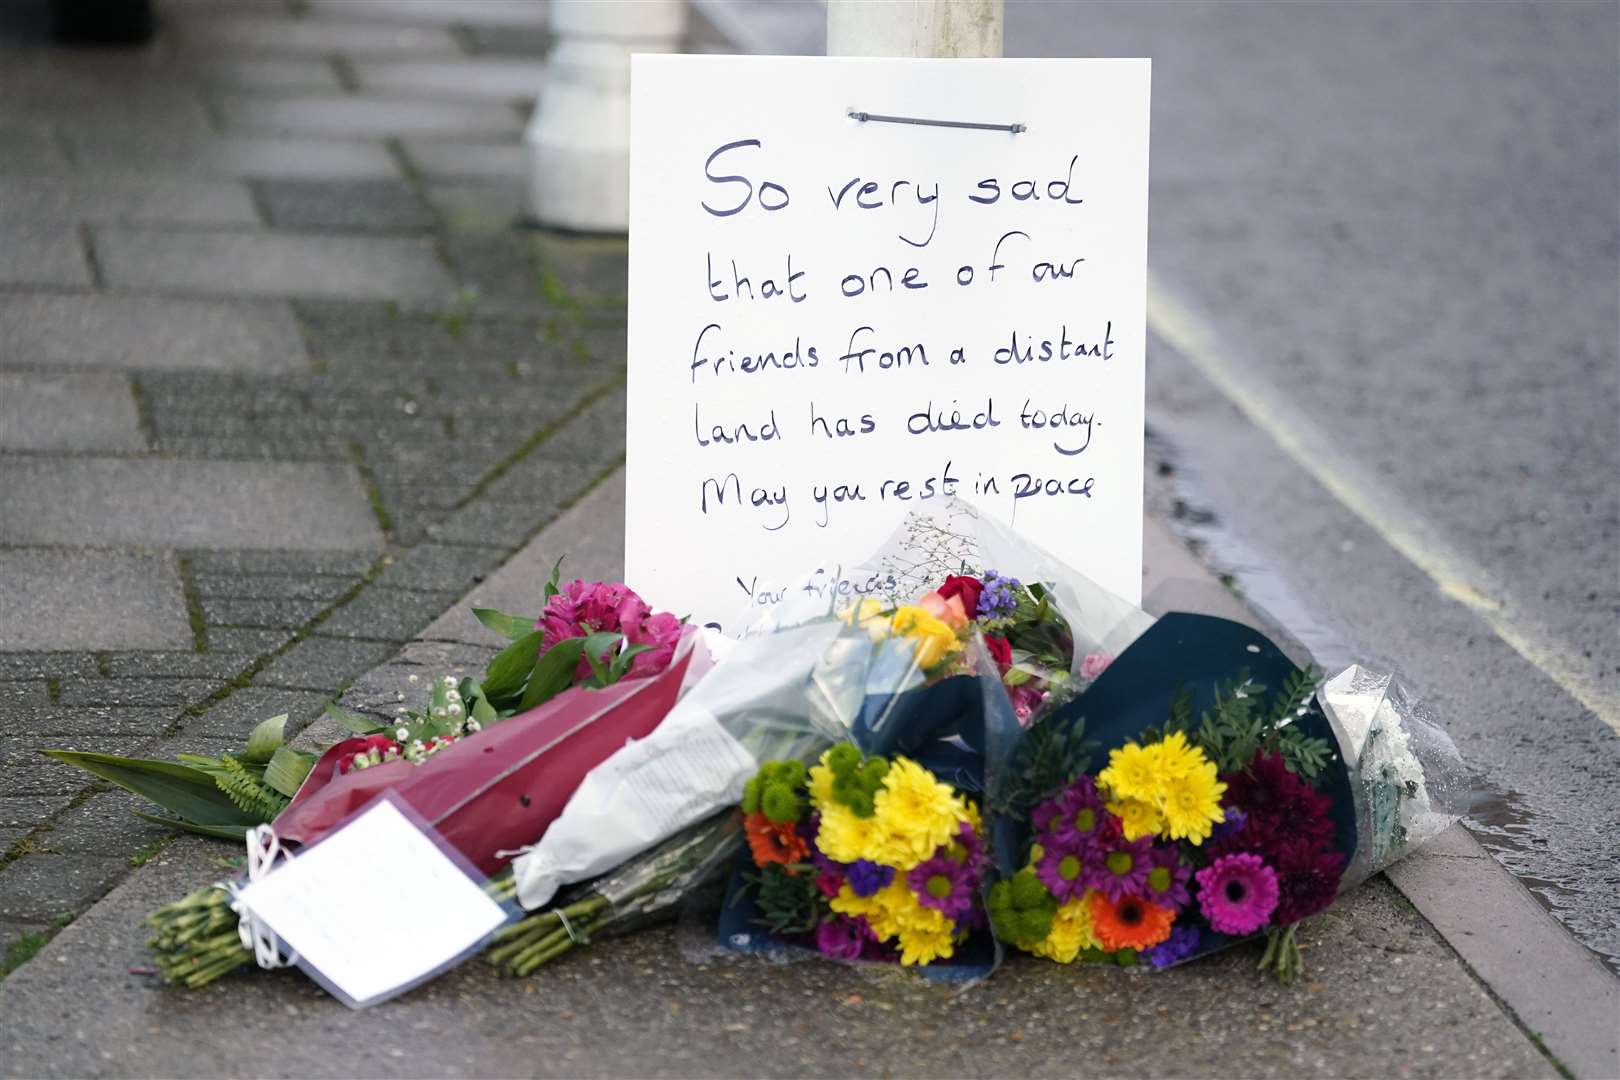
[42,751,261,830]
[581,631,622,663]
[482,630,544,701]
[474,607,536,642]
[325,703,379,736]
[519,638,585,711]
[240,714,288,765]
[264,746,315,799]
[460,678,498,725]
[545,556,564,600]
[609,643,653,681]
[129,811,255,844]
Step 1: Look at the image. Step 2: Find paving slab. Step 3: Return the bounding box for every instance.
[352,58,548,100]
[0,372,144,452]
[400,138,525,181]
[0,550,190,652]
[0,293,307,374]
[92,227,455,303]
[190,57,346,92]
[253,637,398,692]
[217,95,525,139]
[0,459,384,550]
[67,134,398,181]
[306,0,552,26]
[251,178,437,231]
[3,705,176,740]
[0,834,1555,1079]
[419,470,624,646]
[0,123,68,171]
[173,16,461,56]
[0,224,90,287]
[0,174,258,226]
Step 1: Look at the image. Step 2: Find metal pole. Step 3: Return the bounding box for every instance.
[826,0,1004,58]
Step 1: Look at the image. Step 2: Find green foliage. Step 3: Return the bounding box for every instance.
[747,760,807,824]
[747,864,820,936]
[823,744,886,818]
[1,931,47,978]
[1159,666,1333,780]
[213,755,291,822]
[473,607,536,641]
[992,711,1096,817]
[987,869,1058,947]
[41,750,263,835]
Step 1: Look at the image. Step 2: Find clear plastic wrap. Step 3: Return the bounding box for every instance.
[1318,664,1470,890]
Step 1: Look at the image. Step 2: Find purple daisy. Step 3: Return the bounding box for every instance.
[1195,853,1280,935]
[1035,837,1090,902]
[1141,844,1193,911]
[1045,775,1114,853]
[909,852,976,920]
[1144,925,1200,969]
[845,859,894,899]
[1084,833,1153,901]
[953,819,989,876]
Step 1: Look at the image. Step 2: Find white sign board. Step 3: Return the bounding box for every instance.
[627,56,1150,631]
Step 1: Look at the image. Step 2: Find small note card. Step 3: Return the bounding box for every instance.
[233,795,508,1008]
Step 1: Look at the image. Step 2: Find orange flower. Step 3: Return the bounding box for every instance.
[745,811,810,868]
[1089,892,1175,952]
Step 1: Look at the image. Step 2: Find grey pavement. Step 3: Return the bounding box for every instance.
[0,471,1576,1080]
[0,0,630,1001]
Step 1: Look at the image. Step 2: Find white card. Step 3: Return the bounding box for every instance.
[234,797,507,1007]
[627,55,1151,632]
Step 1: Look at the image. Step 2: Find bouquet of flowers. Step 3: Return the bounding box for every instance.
[88,570,716,989]
[986,611,1467,983]
[727,744,991,968]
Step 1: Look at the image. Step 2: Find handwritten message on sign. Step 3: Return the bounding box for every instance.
[627,56,1150,630]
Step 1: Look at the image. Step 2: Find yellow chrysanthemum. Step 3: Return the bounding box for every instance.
[816,801,877,864]
[1159,761,1227,845]
[844,597,891,641]
[830,883,895,941]
[807,752,837,808]
[1107,795,1163,841]
[1029,894,1102,964]
[889,606,959,669]
[896,922,956,966]
[1097,741,1160,804]
[960,797,983,836]
[871,756,961,865]
[1150,730,1204,782]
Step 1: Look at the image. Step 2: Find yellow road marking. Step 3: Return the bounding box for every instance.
[1146,271,1620,736]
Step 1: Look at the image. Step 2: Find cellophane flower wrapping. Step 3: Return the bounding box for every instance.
[273,626,709,876]
[1317,665,1470,890]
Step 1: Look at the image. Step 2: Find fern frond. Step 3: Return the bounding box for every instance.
[212,755,289,824]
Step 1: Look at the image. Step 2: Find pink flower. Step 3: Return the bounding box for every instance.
[627,610,682,677]
[1080,652,1113,681]
[917,590,970,631]
[1009,683,1046,726]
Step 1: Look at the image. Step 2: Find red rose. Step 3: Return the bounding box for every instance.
[984,635,1013,674]
[937,575,984,619]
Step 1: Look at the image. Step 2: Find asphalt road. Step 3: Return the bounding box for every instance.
[991,0,1620,969]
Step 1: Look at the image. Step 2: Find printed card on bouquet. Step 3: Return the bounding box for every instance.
[233,796,507,1008]
[626,56,1151,630]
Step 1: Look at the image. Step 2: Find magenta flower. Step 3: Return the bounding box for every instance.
[1195,853,1280,935]
[535,580,682,680]
[908,852,975,920]
[1142,844,1192,911]
[1035,837,1090,902]
[628,609,682,677]
[1084,833,1153,901]
[815,915,868,961]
